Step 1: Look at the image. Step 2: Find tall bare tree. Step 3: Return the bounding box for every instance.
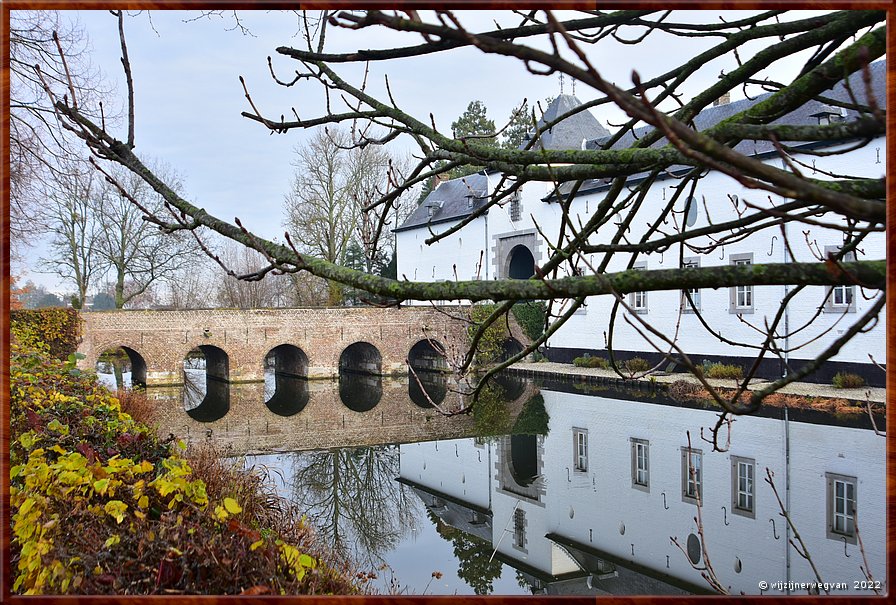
[38,155,101,309]
[42,10,885,442]
[92,162,201,309]
[214,239,295,308]
[285,126,412,304]
[9,10,111,254]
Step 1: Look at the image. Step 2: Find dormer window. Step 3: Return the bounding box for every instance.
[424,200,443,219]
[810,105,842,126]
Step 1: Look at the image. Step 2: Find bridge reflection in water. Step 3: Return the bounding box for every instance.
[139,371,537,453]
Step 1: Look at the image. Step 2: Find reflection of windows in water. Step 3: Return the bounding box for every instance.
[513,509,526,549]
[826,473,857,543]
[681,259,700,312]
[731,456,755,518]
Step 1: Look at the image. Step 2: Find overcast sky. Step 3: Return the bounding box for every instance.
[14,9,827,293]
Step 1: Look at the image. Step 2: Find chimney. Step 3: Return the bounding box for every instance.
[713,92,731,107]
[430,173,450,190]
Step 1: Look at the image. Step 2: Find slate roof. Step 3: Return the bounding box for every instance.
[561,59,887,198]
[394,171,490,232]
[397,95,609,232]
[396,61,885,231]
[521,94,611,150]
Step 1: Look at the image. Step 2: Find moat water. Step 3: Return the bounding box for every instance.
[97,368,887,596]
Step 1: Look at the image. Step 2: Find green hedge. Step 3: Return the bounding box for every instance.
[511,302,546,341]
[10,308,81,360]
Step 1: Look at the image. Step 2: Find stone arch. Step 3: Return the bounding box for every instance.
[183,344,230,422]
[95,345,147,389]
[263,344,310,416]
[493,230,541,280]
[264,344,309,377]
[339,342,382,376]
[197,344,229,381]
[508,244,535,279]
[501,337,524,362]
[408,339,448,372]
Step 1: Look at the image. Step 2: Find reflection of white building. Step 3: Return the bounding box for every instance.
[398,386,886,595]
[395,62,886,385]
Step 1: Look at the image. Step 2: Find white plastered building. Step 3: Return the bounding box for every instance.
[395,62,886,385]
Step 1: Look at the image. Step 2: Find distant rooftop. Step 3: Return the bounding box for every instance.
[394,172,490,232]
[521,94,610,150]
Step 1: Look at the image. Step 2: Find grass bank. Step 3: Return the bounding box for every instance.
[9,320,363,595]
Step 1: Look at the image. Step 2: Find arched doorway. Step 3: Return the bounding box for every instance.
[508,244,535,279]
[509,434,539,487]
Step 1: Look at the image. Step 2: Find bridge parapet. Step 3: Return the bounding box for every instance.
[77,306,490,386]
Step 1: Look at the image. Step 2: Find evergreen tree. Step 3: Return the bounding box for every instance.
[449,101,497,178]
[502,100,531,150]
[450,100,496,143]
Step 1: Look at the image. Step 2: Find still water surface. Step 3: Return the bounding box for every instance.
[98,368,886,596]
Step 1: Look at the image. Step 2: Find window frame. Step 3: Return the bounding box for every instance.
[628,262,648,314]
[630,438,650,492]
[729,253,754,314]
[823,246,857,313]
[572,428,588,473]
[510,192,522,222]
[681,447,703,504]
[681,257,701,313]
[826,472,857,544]
[730,455,756,518]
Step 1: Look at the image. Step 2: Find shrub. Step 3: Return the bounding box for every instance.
[705,363,744,380]
[511,302,546,341]
[573,355,609,369]
[622,357,651,373]
[468,304,510,367]
[832,372,866,389]
[10,307,81,360]
[115,388,157,427]
[9,326,361,595]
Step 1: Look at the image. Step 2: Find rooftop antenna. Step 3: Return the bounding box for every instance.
[559,73,564,95]
[572,78,576,96]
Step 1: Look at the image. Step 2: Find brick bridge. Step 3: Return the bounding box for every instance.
[76,307,528,387]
